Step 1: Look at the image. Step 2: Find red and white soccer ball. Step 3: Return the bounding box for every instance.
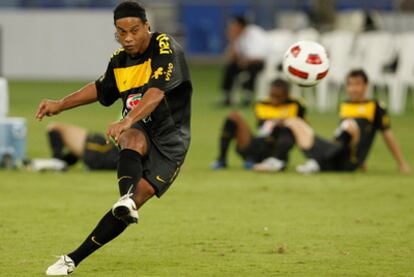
[283,41,330,87]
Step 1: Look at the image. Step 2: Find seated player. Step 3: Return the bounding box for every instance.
[212,78,306,171]
[220,15,269,106]
[278,69,411,174]
[46,122,118,170]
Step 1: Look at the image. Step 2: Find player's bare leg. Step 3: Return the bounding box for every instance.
[47,122,88,158]
[45,123,87,168]
[212,110,253,169]
[283,117,324,173]
[229,110,253,149]
[132,178,156,209]
[335,119,360,146]
[283,117,315,149]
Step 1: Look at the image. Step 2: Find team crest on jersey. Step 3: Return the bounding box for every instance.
[156,34,172,54]
[126,93,142,110]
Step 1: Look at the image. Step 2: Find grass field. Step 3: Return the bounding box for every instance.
[1,64,413,276]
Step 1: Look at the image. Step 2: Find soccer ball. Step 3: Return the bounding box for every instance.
[283,41,330,87]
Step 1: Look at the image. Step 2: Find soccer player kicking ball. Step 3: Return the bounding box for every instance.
[36,2,192,275]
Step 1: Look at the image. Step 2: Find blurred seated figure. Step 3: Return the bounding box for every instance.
[220,15,269,106]
[212,79,306,171]
[44,122,118,170]
[259,69,410,174]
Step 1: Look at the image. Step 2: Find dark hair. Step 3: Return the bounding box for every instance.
[114,1,147,23]
[231,15,248,27]
[347,69,369,84]
[271,78,290,95]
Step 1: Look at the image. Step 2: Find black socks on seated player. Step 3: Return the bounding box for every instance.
[47,130,79,165]
[218,118,237,163]
[48,131,64,159]
[335,130,352,148]
[271,127,295,162]
[117,149,143,196]
[68,210,128,266]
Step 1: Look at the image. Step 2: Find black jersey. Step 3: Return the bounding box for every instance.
[254,98,306,128]
[339,100,390,165]
[95,32,192,163]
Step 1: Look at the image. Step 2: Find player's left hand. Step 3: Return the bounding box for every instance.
[105,118,133,144]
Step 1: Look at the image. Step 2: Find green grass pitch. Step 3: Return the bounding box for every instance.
[0,64,413,276]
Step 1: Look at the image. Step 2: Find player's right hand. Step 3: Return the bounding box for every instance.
[35,99,62,121]
[399,162,411,174]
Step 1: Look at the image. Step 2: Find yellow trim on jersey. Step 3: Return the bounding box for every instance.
[113,59,152,93]
[339,102,376,122]
[382,115,390,127]
[85,142,114,153]
[255,103,299,120]
[111,48,125,59]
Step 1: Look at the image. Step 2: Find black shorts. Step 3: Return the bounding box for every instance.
[132,123,182,198]
[305,136,358,172]
[237,137,270,163]
[83,133,118,170]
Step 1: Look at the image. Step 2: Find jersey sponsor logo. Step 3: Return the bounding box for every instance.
[340,101,376,122]
[126,93,143,110]
[156,33,172,54]
[165,63,173,81]
[151,63,174,81]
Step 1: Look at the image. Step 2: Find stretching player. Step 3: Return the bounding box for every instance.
[36,2,192,275]
[281,69,410,174]
[46,122,118,170]
[211,79,306,171]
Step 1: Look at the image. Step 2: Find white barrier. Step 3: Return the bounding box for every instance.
[0,77,8,117]
[0,10,119,80]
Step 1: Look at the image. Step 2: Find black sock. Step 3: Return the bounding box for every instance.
[335,130,352,147]
[223,90,232,105]
[218,118,237,163]
[62,153,79,166]
[117,149,143,196]
[68,210,128,266]
[48,131,65,159]
[271,127,295,161]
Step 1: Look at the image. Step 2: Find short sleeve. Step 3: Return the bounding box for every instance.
[297,100,307,119]
[148,34,184,93]
[95,61,120,107]
[374,102,391,131]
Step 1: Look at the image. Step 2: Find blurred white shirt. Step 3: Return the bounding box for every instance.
[235,25,269,60]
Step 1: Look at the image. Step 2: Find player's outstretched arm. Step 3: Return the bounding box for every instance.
[382,129,411,173]
[35,82,98,121]
[106,88,164,143]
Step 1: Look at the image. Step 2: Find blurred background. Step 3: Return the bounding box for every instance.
[1,0,414,114]
[0,3,413,275]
